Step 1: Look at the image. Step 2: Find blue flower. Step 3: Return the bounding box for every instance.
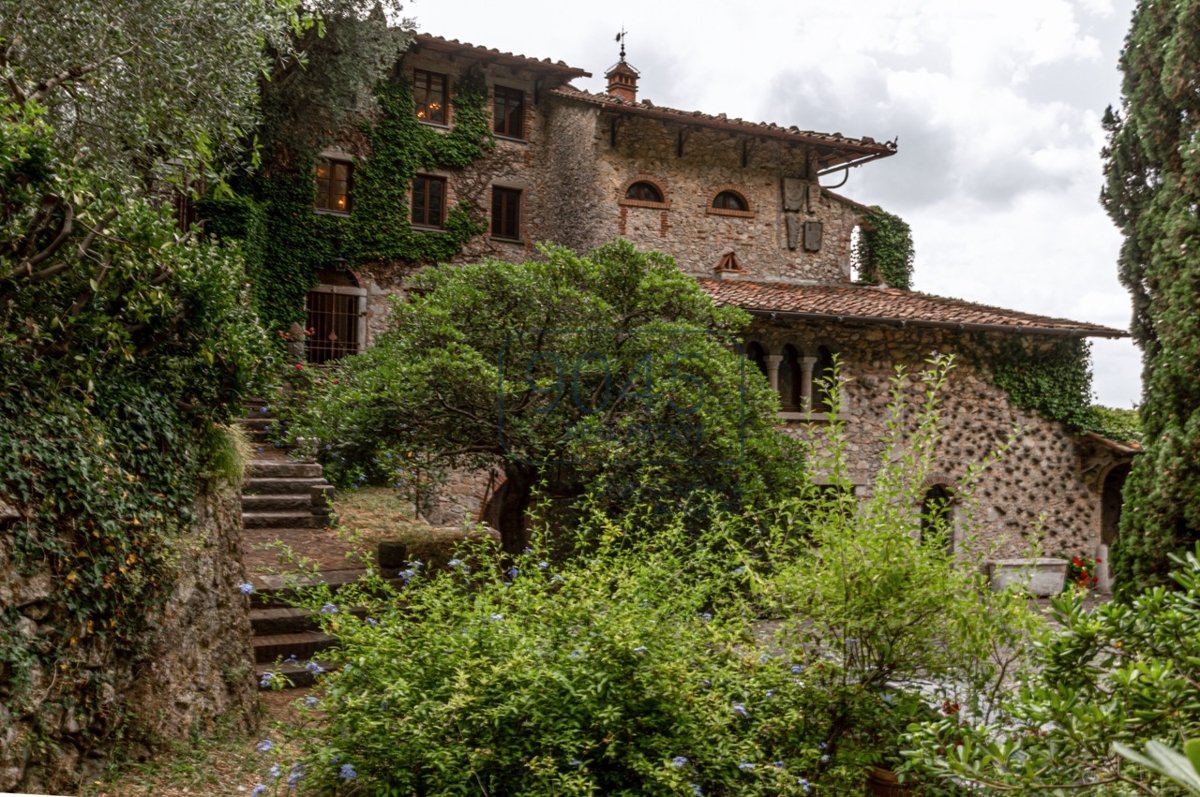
[766,689,776,698]
[305,661,325,675]
[691,785,703,797]
[250,784,267,797]
[817,741,828,751]
[398,568,416,583]
[732,702,748,718]
[325,443,332,450]
[408,559,424,571]
[283,654,299,666]
[537,561,550,570]
[304,695,319,707]
[550,574,565,584]
[672,755,689,768]
[759,653,772,663]
[259,406,268,414]
[506,566,520,578]
[633,645,648,655]
[569,758,582,768]
[239,582,255,595]
[798,777,811,792]
[569,649,583,660]
[698,612,712,621]
[366,617,379,626]
[287,763,305,787]
[255,739,274,753]
[259,671,275,688]
[773,761,786,769]
[738,761,755,771]
[447,558,464,568]
[269,763,281,780]
[821,754,831,763]
[320,602,338,614]
[791,664,804,675]
[339,763,357,781]
[732,565,746,575]
[490,613,504,621]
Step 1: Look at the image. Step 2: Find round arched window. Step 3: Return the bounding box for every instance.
[625,181,664,202]
[712,190,749,211]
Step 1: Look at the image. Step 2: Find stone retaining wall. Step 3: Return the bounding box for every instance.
[0,485,256,793]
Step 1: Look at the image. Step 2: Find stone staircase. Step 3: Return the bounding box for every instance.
[239,399,344,688]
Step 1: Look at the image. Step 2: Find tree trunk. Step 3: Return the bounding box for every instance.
[495,463,536,555]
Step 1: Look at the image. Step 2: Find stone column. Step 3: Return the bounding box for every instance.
[765,355,783,393]
[800,356,818,412]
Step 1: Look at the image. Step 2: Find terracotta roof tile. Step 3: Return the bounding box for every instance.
[549,86,896,170]
[413,34,590,79]
[698,278,1127,339]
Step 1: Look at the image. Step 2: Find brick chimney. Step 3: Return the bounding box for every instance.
[605,58,640,102]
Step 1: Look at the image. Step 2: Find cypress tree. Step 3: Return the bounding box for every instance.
[1101,0,1200,593]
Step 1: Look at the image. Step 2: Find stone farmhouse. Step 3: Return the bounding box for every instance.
[285,33,1134,567]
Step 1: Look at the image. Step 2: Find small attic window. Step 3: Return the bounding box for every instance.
[625,181,663,202]
[712,190,748,211]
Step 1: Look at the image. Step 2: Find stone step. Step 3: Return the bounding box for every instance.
[251,605,369,636]
[249,569,373,608]
[259,659,335,690]
[241,417,273,432]
[242,493,313,513]
[243,476,329,495]
[243,512,327,529]
[247,460,323,479]
[253,630,336,664]
[251,606,319,636]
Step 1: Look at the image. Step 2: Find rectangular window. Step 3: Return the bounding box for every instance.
[493,85,525,139]
[412,174,446,227]
[491,187,521,240]
[414,69,448,124]
[315,158,352,213]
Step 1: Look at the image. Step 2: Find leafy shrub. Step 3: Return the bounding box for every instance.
[907,544,1200,794]
[263,532,838,796]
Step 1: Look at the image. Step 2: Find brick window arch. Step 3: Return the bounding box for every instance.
[707,185,755,218]
[619,177,670,209]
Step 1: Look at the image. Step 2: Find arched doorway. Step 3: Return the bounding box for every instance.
[1101,463,1131,547]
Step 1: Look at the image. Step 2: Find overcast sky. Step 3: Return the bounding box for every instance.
[408,0,1141,407]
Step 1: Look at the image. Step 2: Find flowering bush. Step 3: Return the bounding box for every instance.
[262,531,849,795]
[1066,553,1102,589]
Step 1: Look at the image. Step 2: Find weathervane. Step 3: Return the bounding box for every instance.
[615,27,628,61]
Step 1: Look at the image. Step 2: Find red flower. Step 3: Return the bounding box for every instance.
[294,363,304,370]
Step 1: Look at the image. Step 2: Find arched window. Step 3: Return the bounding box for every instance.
[812,345,837,411]
[780,344,803,410]
[712,190,748,212]
[745,341,767,379]
[920,484,955,553]
[625,181,664,203]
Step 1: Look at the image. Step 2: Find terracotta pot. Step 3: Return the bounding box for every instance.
[865,765,916,796]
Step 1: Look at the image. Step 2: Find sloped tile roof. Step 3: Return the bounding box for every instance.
[413,34,590,80]
[550,85,897,170]
[698,278,1127,339]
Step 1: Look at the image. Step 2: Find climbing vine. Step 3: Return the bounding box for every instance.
[197,68,494,334]
[973,335,1097,431]
[854,206,914,290]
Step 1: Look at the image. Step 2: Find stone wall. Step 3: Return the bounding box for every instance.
[746,317,1105,559]
[0,484,256,793]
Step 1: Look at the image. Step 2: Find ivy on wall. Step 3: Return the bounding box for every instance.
[974,335,1098,431]
[854,206,915,290]
[197,68,494,334]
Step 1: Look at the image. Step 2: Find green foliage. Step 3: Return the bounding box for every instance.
[199,70,492,333]
[253,353,1036,796]
[1101,0,1200,593]
[768,356,1039,779]
[907,543,1200,795]
[978,334,1098,430]
[285,239,804,552]
[0,100,268,759]
[1116,739,1200,794]
[0,0,302,188]
[1090,404,1143,444]
[854,206,915,290]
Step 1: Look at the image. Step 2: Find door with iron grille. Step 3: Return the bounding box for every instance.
[305,284,366,363]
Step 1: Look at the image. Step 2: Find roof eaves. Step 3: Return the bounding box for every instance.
[413,34,591,79]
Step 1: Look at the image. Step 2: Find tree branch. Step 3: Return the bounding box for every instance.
[29,46,137,104]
